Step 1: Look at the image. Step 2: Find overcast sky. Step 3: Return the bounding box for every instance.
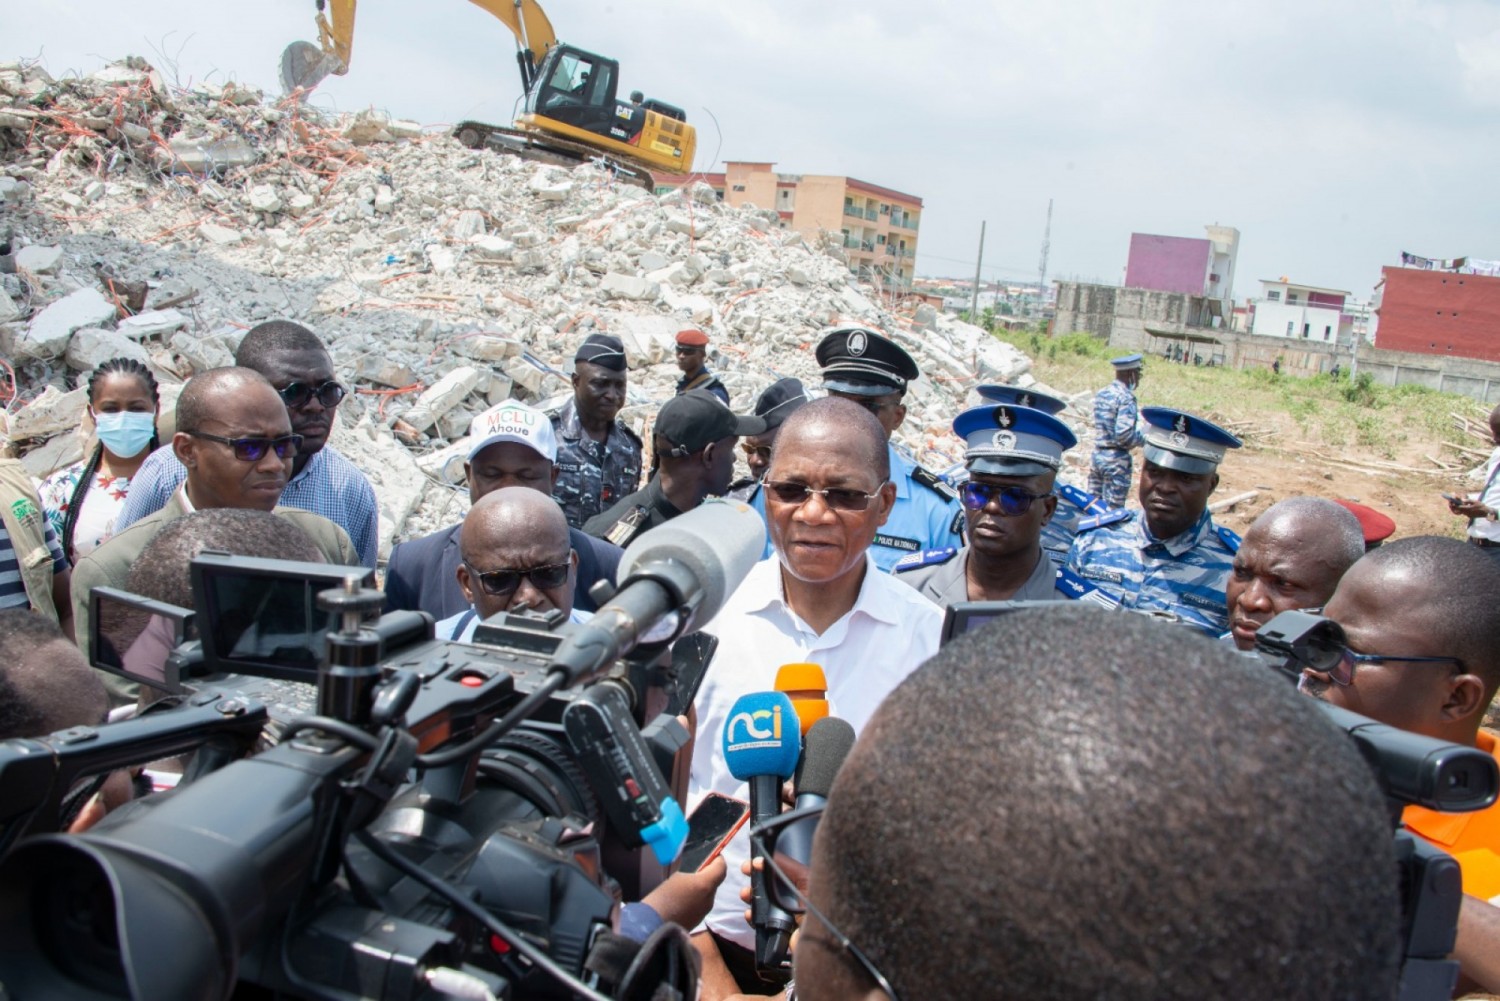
[9,0,1499,301]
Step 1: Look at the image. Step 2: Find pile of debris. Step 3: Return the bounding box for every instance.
[0,56,1060,555]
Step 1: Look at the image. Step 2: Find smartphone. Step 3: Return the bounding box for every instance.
[678,793,750,872]
[1442,493,1463,505]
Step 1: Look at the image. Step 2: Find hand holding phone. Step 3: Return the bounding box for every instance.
[679,793,750,873]
[1442,492,1463,506]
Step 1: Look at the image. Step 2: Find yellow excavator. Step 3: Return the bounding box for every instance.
[280,0,696,187]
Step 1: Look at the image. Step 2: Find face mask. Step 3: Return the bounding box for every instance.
[93,410,156,459]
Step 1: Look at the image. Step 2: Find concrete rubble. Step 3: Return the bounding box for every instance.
[0,55,1073,556]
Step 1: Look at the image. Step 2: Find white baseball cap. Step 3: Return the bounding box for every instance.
[467,400,558,463]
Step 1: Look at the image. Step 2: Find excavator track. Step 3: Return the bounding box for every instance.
[452,120,662,190]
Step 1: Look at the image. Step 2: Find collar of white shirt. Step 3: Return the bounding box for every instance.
[734,553,906,633]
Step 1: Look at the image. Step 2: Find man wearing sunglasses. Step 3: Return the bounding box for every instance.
[1065,407,1243,637]
[116,321,378,567]
[72,368,360,662]
[728,378,809,501]
[1296,536,1500,991]
[688,398,942,998]
[895,403,1079,605]
[384,400,622,620]
[811,326,964,573]
[584,390,766,549]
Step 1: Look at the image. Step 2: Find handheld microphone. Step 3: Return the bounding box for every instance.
[549,499,766,685]
[722,691,801,973]
[780,716,856,865]
[774,662,828,736]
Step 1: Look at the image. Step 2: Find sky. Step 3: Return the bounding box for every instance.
[8,0,1500,302]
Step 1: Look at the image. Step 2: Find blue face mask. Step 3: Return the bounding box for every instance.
[93,410,156,459]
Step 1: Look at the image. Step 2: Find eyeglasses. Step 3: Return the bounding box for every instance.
[764,480,886,512]
[277,380,346,409]
[740,442,773,462]
[750,805,903,1001]
[959,482,1052,516]
[463,559,571,596]
[186,431,303,462]
[1326,645,1465,687]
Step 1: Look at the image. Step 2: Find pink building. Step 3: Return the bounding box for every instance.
[1123,225,1239,302]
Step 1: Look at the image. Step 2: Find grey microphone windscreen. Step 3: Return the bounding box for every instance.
[615,498,766,629]
[794,717,857,799]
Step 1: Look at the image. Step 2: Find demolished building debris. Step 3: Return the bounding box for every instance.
[0,57,1068,556]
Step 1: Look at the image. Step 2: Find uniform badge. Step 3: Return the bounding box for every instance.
[847,330,868,356]
[1018,392,1034,407]
[991,430,1017,451]
[995,407,1013,428]
[1170,431,1189,447]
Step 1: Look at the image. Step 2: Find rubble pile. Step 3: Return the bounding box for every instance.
[0,57,1058,555]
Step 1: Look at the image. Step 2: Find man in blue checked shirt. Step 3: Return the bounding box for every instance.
[1088,354,1145,509]
[114,321,379,567]
[1066,407,1243,636]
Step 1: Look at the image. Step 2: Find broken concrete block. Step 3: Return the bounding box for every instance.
[638,251,670,272]
[8,384,88,441]
[66,327,151,371]
[785,264,811,286]
[405,366,481,432]
[416,436,475,486]
[287,192,316,217]
[472,236,513,261]
[437,406,474,440]
[354,354,417,389]
[19,432,84,481]
[387,119,424,140]
[162,136,258,174]
[169,329,234,371]
[454,334,523,363]
[502,354,554,398]
[248,184,281,213]
[117,309,187,340]
[374,185,395,213]
[426,245,456,275]
[529,176,572,202]
[451,210,486,240]
[600,272,659,301]
[665,212,714,238]
[81,180,105,203]
[199,222,243,246]
[0,291,18,324]
[329,415,426,558]
[15,245,62,274]
[19,287,116,360]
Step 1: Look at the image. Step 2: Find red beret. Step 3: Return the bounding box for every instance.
[676,328,709,347]
[1332,499,1396,547]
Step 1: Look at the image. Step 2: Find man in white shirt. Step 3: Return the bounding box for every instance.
[687,398,943,998]
[1450,403,1500,561]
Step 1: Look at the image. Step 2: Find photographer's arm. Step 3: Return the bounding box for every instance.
[692,930,743,1001]
[1452,894,1500,995]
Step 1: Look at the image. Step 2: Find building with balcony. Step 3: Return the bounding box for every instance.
[655,161,922,290]
[1247,279,1352,344]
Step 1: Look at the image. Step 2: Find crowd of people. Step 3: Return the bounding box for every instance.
[1,316,1499,999]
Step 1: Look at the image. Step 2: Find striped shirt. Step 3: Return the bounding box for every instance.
[0,519,66,610]
[115,445,379,567]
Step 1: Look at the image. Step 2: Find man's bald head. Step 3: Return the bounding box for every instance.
[0,611,108,740]
[461,488,570,563]
[1254,497,1366,569]
[457,487,577,621]
[174,367,277,435]
[769,397,889,482]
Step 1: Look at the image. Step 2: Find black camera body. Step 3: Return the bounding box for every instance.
[0,554,701,1001]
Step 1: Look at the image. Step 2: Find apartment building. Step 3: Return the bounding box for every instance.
[1248,279,1352,343]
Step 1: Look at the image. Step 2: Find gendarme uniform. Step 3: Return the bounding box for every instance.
[1065,408,1243,637]
[896,403,1080,606]
[673,327,730,406]
[816,327,964,573]
[549,334,643,529]
[975,384,1111,559]
[1088,354,1145,509]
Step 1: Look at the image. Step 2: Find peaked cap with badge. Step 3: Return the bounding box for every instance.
[816,326,920,397]
[1139,407,1242,475]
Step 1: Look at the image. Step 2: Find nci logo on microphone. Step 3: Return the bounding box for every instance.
[725,704,787,752]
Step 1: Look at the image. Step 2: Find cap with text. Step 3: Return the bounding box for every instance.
[1140,406,1241,475]
[467,399,557,463]
[954,404,1078,477]
[816,326,920,397]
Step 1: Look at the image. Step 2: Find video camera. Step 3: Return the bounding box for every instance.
[0,499,766,1001]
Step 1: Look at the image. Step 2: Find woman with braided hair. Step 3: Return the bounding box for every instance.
[38,358,160,563]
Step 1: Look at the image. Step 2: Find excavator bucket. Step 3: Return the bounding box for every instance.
[279,40,334,96]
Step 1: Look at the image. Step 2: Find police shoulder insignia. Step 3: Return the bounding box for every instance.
[911,465,958,501]
[1078,509,1131,532]
[604,505,650,548]
[949,509,966,538]
[1215,525,1241,553]
[893,547,958,573]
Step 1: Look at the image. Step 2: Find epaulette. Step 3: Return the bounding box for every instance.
[911,464,959,501]
[893,547,958,573]
[1057,483,1107,514]
[1215,525,1241,553]
[603,505,651,548]
[1055,566,1121,609]
[618,422,644,447]
[1077,509,1131,532]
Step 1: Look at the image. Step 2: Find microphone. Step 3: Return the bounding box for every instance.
[774,662,828,736]
[780,716,856,865]
[722,691,801,973]
[549,499,766,685]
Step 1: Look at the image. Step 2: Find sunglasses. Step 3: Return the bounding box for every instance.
[960,482,1052,515]
[277,380,346,409]
[1325,646,1465,687]
[463,559,571,596]
[740,442,773,462]
[750,805,903,1001]
[764,480,886,512]
[186,431,303,462]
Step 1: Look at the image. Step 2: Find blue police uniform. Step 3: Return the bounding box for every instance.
[1088,355,1145,509]
[1065,407,1243,637]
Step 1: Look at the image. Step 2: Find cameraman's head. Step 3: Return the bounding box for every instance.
[1301,535,1500,745]
[1226,497,1364,650]
[797,605,1401,1000]
[128,508,323,609]
[457,487,576,620]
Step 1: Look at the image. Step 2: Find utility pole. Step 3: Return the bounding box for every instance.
[970,221,986,324]
[1037,198,1052,319]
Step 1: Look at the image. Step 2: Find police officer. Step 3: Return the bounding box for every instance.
[727,377,809,500]
[975,384,1109,559]
[894,403,1079,606]
[673,328,730,405]
[582,390,765,549]
[1066,407,1243,636]
[812,326,964,573]
[1088,354,1145,509]
[549,333,643,529]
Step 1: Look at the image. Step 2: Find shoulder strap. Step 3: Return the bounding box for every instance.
[1055,566,1121,608]
[1077,509,1131,532]
[604,505,651,548]
[911,464,958,501]
[893,547,958,573]
[1215,525,1241,553]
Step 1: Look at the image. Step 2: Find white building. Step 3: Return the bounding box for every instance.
[1248,279,1351,343]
